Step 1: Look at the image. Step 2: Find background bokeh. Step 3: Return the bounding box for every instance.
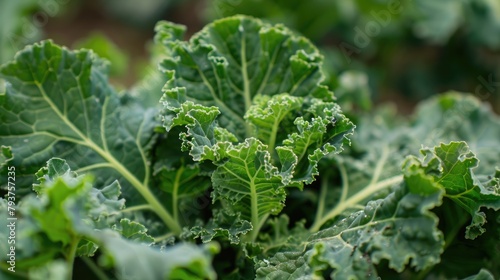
[2,0,499,114]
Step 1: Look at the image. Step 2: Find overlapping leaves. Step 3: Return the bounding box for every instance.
[0,40,203,235]
[160,15,354,241]
[0,40,154,197]
[0,158,217,279]
[257,141,500,279]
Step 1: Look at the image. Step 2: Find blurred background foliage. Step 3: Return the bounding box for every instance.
[1,0,499,114]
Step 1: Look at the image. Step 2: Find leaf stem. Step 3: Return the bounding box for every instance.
[369,146,390,186]
[172,165,185,223]
[250,180,260,242]
[65,237,79,280]
[310,147,395,232]
[314,173,330,225]
[267,118,280,154]
[35,83,182,236]
[155,232,175,243]
[91,144,182,234]
[240,31,254,137]
[310,175,403,232]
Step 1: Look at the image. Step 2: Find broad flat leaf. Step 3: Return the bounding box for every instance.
[0,40,156,204]
[256,180,444,279]
[406,142,500,239]
[97,230,218,280]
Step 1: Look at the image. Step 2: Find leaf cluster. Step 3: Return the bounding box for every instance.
[0,15,499,280]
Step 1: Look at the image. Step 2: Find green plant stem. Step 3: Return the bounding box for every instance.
[267,118,280,154]
[155,232,175,243]
[35,82,182,235]
[310,175,403,232]
[248,213,269,243]
[93,147,181,234]
[250,179,260,241]
[314,173,330,225]
[310,147,394,232]
[172,165,184,223]
[65,238,79,280]
[240,32,254,138]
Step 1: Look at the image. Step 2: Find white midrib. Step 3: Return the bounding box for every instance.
[310,146,403,232]
[240,33,254,138]
[247,160,261,242]
[35,82,182,235]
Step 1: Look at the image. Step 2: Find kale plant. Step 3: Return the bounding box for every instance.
[0,15,499,280]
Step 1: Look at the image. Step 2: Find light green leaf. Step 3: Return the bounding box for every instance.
[30,173,93,245]
[279,99,353,185]
[112,218,155,244]
[313,93,500,231]
[28,260,69,280]
[97,230,218,280]
[245,93,302,153]
[311,107,407,231]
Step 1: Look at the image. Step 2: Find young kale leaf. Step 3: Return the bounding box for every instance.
[159,15,354,241]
